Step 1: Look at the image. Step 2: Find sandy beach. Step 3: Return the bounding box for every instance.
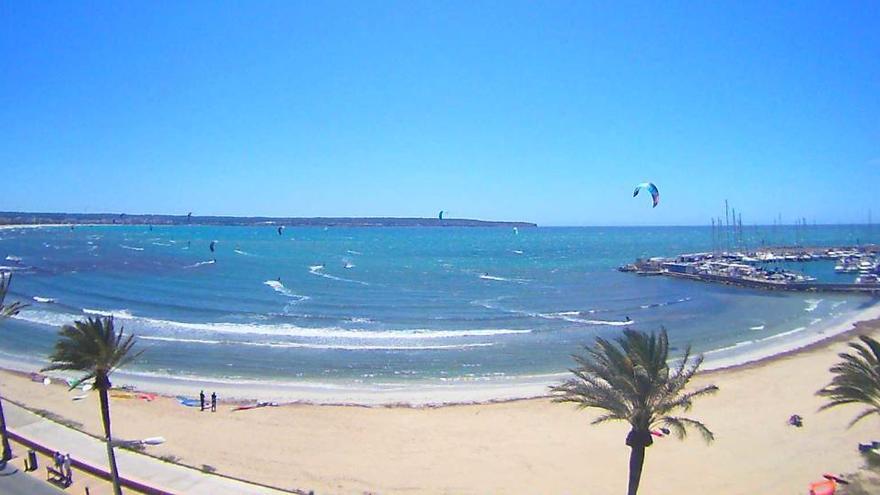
[1,312,878,494]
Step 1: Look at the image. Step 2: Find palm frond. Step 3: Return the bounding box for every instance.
[42,316,142,388]
[658,416,715,443]
[817,335,880,428]
[0,272,29,318]
[550,327,716,444]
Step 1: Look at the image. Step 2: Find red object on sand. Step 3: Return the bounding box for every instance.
[809,479,836,495]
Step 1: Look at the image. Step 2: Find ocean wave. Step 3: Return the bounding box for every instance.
[139,336,494,351]
[346,250,362,255]
[478,274,530,283]
[184,260,215,268]
[263,280,309,301]
[704,340,755,356]
[4,255,22,262]
[471,300,632,326]
[119,245,144,251]
[234,249,252,256]
[804,299,822,312]
[14,309,529,340]
[759,326,807,342]
[308,265,369,286]
[749,325,765,331]
[152,242,173,247]
[540,312,633,326]
[640,297,692,310]
[33,296,56,303]
[83,308,135,318]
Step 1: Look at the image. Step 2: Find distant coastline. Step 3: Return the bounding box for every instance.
[0,211,537,228]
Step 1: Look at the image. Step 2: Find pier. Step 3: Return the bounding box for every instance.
[619,245,880,293]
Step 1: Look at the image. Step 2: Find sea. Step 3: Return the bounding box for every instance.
[1,224,878,404]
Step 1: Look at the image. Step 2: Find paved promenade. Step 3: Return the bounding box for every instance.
[4,400,295,495]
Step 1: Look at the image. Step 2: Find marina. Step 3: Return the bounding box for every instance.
[620,245,880,293]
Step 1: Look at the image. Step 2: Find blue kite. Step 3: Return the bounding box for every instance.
[633,182,660,208]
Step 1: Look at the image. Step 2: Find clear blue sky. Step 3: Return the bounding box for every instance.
[1,2,878,226]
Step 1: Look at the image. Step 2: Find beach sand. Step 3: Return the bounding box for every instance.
[3,318,880,494]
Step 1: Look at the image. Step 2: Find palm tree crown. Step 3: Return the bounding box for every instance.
[552,328,718,441]
[817,334,880,427]
[43,316,141,388]
[552,328,718,495]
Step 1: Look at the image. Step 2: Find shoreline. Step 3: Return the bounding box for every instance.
[3,299,878,408]
[2,316,879,493]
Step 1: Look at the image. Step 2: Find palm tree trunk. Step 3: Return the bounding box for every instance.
[98,383,123,495]
[627,445,646,495]
[0,395,12,462]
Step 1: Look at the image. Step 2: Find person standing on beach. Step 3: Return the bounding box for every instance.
[200,390,206,411]
[63,453,72,481]
[211,392,217,412]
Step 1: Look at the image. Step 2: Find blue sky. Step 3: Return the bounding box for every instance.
[1,2,878,226]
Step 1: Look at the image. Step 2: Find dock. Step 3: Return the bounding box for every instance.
[619,245,880,294]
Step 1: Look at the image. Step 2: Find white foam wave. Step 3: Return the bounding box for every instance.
[14,309,530,340]
[263,280,309,301]
[119,245,144,251]
[13,310,73,327]
[33,296,56,303]
[749,325,765,331]
[139,336,494,351]
[542,312,632,326]
[184,260,215,268]
[346,250,362,255]
[5,255,22,262]
[233,249,252,256]
[473,300,632,326]
[759,326,807,342]
[308,265,369,285]
[804,299,823,312]
[512,250,524,255]
[479,274,509,282]
[83,308,134,318]
[704,340,755,356]
[152,242,172,247]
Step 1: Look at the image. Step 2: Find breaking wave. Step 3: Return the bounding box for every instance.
[140,336,494,351]
[263,280,309,302]
[14,309,530,340]
[308,265,369,286]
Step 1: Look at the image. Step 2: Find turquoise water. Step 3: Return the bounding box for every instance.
[0,224,877,401]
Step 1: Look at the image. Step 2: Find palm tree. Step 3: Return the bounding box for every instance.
[43,316,141,495]
[0,273,28,463]
[551,328,718,495]
[817,334,880,427]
